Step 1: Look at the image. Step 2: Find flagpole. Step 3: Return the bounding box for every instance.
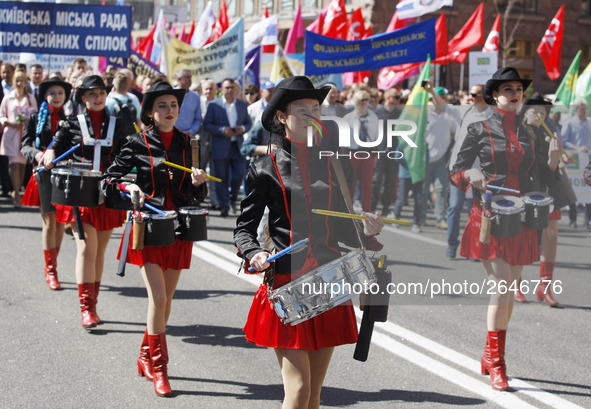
[459,63,465,91]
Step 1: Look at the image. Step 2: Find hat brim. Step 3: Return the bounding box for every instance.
[140,88,186,126]
[75,85,113,105]
[483,78,532,105]
[261,86,331,133]
[39,80,73,101]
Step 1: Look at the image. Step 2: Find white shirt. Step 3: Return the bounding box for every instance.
[342,109,379,150]
[426,103,459,163]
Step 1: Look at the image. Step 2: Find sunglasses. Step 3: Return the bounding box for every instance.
[470,93,482,98]
[360,98,369,102]
[245,91,258,95]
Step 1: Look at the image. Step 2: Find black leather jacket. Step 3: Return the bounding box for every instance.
[21,109,68,165]
[50,110,128,170]
[102,127,206,209]
[450,111,556,194]
[234,138,382,275]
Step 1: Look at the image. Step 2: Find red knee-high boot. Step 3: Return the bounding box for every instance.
[514,278,526,303]
[148,333,172,396]
[149,333,172,397]
[537,262,559,307]
[486,330,509,391]
[92,281,102,324]
[78,283,96,329]
[137,329,153,380]
[43,249,61,290]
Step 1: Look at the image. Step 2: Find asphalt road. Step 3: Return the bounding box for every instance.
[1,194,590,409]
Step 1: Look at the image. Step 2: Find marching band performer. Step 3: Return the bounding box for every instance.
[41,75,127,329]
[519,96,567,306]
[234,76,384,409]
[450,67,560,391]
[102,81,207,397]
[20,77,72,290]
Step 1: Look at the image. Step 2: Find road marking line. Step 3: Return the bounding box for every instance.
[194,241,585,409]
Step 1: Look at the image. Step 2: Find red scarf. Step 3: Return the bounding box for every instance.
[50,106,62,135]
[88,109,105,139]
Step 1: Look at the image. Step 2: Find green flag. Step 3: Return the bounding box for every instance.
[575,60,591,113]
[554,50,581,108]
[397,57,430,184]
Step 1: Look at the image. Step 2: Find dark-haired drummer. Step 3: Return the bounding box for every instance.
[234,76,384,409]
[102,81,207,397]
[41,75,128,329]
[21,77,72,290]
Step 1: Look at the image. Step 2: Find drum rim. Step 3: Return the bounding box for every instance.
[178,206,209,215]
[522,191,554,206]
[491,194,524,214]
[141,210,177,219]
[51,168,102,177]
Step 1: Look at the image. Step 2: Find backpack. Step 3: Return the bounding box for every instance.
[112,97,137,134]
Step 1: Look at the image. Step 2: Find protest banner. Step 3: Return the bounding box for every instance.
[305,18,435,76]
[106,51,164,80]
[163,18,244,83]
[0,1,132,58]
[0,52,99,74]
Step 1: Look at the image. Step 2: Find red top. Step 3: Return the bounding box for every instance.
[50,106,62,135]
[160,130,176,210]
[89,109,105,139]
[498,108,523,194]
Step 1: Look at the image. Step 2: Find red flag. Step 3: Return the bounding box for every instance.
[186,20,196,44]
[355,25,373,84]
[321,0,348,39]
[446,2,484,63]
[213,0,229,41]
[537,5,564,81]
[386,10,410,32]
[347,8,365,41]
[434,13,448,61]
[483,13,500,52]
[136,20,157,58]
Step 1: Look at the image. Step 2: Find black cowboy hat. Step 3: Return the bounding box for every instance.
[39,76,72,101]
[261,76,331,133]
[522,95,553,114]
[483,67,532,105]
[140,81,186,126]
[74,75,112,104]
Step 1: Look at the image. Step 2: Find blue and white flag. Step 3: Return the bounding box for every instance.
[396,0,453,19]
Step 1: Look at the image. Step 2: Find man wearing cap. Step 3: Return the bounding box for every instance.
[174,69,202,139]
[203,78,252,217]
[420,82,459,230]
[247,80,275,126]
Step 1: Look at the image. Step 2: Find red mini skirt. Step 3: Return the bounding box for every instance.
[243,270,359,351]
[117,223,193,271]
[460,203,540,266]
[56,204,125,231]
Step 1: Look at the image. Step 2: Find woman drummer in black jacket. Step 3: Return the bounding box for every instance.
[41,75,128,330]
[20,77,72,291]
[450,68,560,391]
[234,76,383,409]
[102,81,207,398]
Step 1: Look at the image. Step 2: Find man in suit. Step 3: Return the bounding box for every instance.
[203,78,252,217]
[29,64,44,106]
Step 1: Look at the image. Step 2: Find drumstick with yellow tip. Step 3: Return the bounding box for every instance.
[160,160,222,182]
[535,113,577,165]
[311,209,412,226]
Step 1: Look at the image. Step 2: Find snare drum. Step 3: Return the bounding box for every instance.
[142,211,177,246]
[50,167,101,207]
[104,174,136,210]
[268,249,377,326]
[522,191,553,230]
[491,195,525,238]
[176,207,208,241]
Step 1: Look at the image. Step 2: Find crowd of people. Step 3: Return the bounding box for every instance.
[1,57,590,405]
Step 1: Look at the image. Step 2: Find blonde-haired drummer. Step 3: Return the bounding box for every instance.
[234,76,384,409]
[102,81,207,397]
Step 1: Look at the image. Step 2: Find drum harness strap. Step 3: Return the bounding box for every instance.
[78,114,116,172]
[328,156,366,250]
